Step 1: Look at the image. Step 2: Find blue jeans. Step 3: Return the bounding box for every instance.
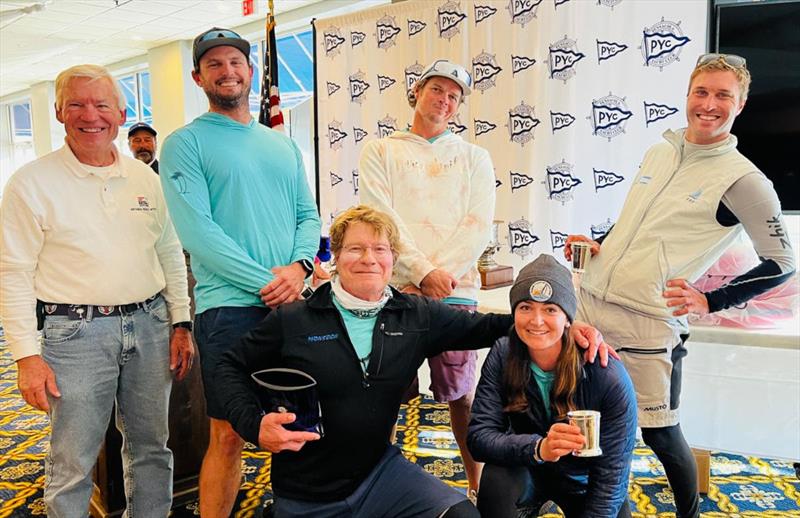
[41,296,173,518]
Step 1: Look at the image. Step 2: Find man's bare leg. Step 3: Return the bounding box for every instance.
[449,394,482,496]
[199,418,245,518]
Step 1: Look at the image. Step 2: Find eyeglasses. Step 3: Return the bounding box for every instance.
[198,28,242,42]
[696,53,747,69]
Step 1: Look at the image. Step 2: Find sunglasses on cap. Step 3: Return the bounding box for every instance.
[197,28,243,42]
[425,59,473,89]
[696,53,747,69]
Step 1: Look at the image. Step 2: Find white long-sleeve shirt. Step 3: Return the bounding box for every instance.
[359,130,496,301]
[0,144,190,361]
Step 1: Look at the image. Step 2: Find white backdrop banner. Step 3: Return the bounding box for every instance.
[314,0,707,271]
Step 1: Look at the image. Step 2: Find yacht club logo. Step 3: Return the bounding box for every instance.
[509,218,539,258]
[326,81,341,96]
[591,218,614,240]
[475,4,498,24]
[555,0,570,8]
[353,127,368,144]
[475,119,497,136]
[510,171,534,191]
[550,111,575,132]
[512,55,536,74]
[593,168,625,192]
[507,0,542,27]
[330,172,343,187]
[351,31,366,48]
[549,36,585,83]
[376,14,401,50]
[597,39,628,63]
[641,18,690,70]
[544,160,581,203]
[550,230,568,252]
[437,1,467,40]
[327,120,348,150]
[408,19,427,37]
[378,75,397,92]
[495,178,502,188]
[405,62,425,93]
[351,170,359,196]
[590,93,632,141]
[507,101,540,146]
[323,26,345,58]
[644,101,679,126]
[448,116,467,135]
[376,115,398,139]
[472,52,502,93]
[598,0,623,8]
[349,71,370,104]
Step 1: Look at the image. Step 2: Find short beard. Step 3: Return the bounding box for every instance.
[207,90,248,111]
[134,150,153,162]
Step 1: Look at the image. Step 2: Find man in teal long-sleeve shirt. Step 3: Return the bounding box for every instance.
[160,27,321,518]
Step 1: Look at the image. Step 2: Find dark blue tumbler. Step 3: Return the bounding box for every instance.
[251,368,324,436]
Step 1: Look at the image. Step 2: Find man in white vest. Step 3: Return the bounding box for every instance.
[567,54,795,518]
[359,60,495,500]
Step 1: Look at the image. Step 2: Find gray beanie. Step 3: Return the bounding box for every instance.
[509,254,576,321]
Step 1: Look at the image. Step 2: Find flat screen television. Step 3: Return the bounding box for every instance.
[711,0,800,213]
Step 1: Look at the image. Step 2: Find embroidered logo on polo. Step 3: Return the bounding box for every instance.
[351,31,366,48]
[376,14,401,49]
[590,93,632,141]
[378,75,397,92]
[323,26,346,58]
[437,1,467,40]
[593,168,625,192]
[448,117,467,135]
[405,62,425,92]
[507,102,540,146]
[169,172,188,194]
[307,333,339,343]
[550,230,568,252]
[131,196,155,212]
[591,218,614,240]
[550,111,575,132]
[353,127,369,144]
[330,172,343,187]
[597,40,628,63]
[644,101,679,126]
[475,4,498,24]
[327,120,348,149]
[349,71,370,104]
[376,115,398,139]
[544,160,581,203]
[351,171,359,196]
[549,36,585,83]
[641,18,690,70]
[475,119,497,137]
[408,19,427,37]
[510,171,534,191]
[326,81,341,96]
[512,55,536,74]
[529,280,553,302]
[509,218,539,258]
[473,52,502,93]
[685,189,702,203]
[507,0,541,27]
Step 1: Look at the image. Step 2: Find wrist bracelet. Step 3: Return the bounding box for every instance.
[533,437,545,464]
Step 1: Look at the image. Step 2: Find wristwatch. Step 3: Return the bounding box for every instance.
[173,321,193,332]
[296,259,314,279]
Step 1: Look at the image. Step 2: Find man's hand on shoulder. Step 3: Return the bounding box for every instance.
[260,263,307,308]
[420,269,458,299]
[17,355,60,412]
[258,412,321,453]
[570,321,619,367]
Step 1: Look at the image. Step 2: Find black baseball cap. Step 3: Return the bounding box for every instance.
[127,122,157,138]
[193,27,251,70]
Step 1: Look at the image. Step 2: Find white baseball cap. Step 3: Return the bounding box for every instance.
[414,59,473,96]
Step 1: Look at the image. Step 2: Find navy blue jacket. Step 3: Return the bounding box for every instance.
[467,333,637,517]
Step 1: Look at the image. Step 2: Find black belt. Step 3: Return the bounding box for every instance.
[37,294,161,323]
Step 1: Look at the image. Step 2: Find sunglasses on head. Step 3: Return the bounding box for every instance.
[199,29,242,42]
[428,59,473,88]
[696,53,747,69]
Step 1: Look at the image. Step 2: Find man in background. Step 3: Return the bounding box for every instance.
[566,54,795,518]
[160,27,320,518]
[359,59,495,499]
[0,64,193,517]
[128,121,159,173]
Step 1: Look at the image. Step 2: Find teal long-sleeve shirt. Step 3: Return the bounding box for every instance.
[160,112,321,314]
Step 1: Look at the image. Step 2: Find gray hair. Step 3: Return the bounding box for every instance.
[55,64,126,111]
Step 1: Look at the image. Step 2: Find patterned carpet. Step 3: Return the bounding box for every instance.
[1,342,798,517]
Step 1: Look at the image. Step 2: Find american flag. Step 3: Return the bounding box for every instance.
[258,0,284,131]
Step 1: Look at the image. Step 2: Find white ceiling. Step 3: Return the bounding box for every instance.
[0,0,376,99]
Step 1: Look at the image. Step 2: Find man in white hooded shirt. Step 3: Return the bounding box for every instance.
[359,60,495,499]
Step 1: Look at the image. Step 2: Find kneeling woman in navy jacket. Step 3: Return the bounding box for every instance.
[468,254,637,518]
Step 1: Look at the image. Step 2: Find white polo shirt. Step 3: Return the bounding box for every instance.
[0,144,190,361]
